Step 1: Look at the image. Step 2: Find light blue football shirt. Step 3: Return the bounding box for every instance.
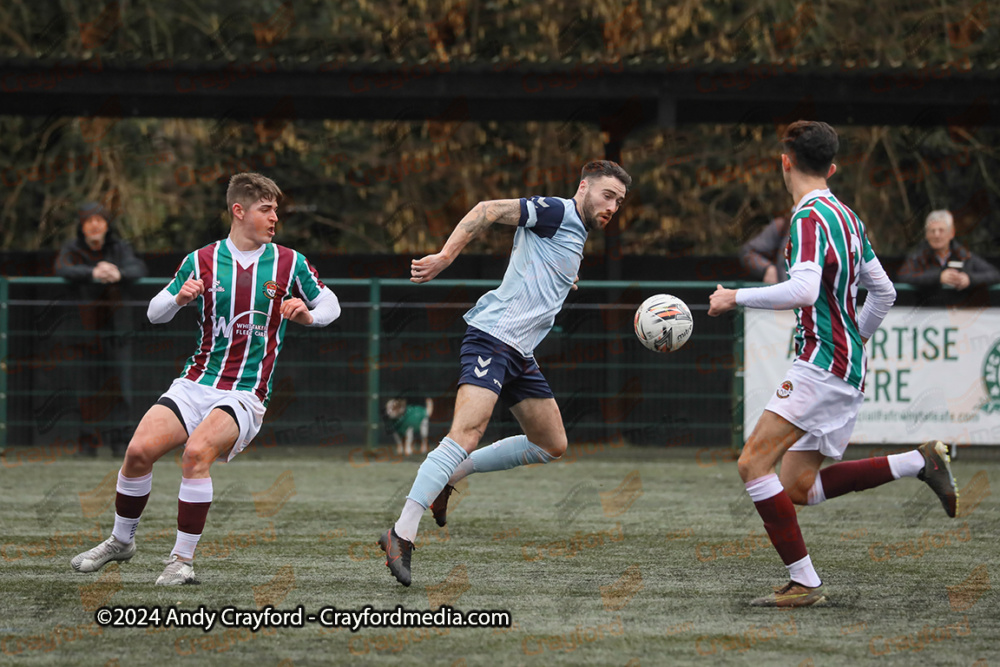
[464,196,587,356]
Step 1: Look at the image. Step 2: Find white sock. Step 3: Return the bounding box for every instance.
[787,554,822,588]
[178,476,214,503]
[887,450,925,479]
[745,473,783,502]
[112,515,141,545]
[448,458,476,486]
[170,530,201,560]
[806,475,827,506]
[394,499,424,543]
[116,470,153,495]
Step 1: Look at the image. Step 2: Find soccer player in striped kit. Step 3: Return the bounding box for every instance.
[71,173,341,585]
[378,160,630,586]
[709,121,958,607]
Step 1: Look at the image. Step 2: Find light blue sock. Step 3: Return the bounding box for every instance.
[405,437,469,509]
[463,435,554,478]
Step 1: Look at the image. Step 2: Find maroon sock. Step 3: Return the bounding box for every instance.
[754,490,808,566]
[819,457,894,499]
[177,500,212,535]
[115,492,149,519]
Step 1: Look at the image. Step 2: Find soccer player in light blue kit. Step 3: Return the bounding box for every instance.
[378,160,631,586]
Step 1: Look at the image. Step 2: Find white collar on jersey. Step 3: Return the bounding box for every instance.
[792,188,832,215]
[225,236,268,269]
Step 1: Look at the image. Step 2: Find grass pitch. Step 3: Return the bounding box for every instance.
[1,444,997,666]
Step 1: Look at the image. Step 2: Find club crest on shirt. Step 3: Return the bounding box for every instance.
[776,380,793,399]
[263,280,279,299]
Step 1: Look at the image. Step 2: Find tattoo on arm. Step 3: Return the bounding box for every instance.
[484,200,521,226]
[458,200,520,236]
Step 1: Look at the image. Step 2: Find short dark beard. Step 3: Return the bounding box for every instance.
[580,197,598,231]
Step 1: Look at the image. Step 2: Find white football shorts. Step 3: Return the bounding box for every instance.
[763,359,864,460]
[159,378,266,462]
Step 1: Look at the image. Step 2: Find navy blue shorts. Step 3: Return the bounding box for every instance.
[457,326,554,408]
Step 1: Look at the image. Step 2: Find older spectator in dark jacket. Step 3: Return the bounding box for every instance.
[897,210,1000,290]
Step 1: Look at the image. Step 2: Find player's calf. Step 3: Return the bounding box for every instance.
[780,463,823,506]
[431,484,457,527]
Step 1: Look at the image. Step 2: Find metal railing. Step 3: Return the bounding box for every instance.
[0,276,745,452]
[4,276,996,454]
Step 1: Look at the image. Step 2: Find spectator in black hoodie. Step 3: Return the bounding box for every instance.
[55,202,147,457]
[739,216,790,283]
[897,209,1000,291]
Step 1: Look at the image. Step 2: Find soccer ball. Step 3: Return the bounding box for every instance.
[634,294,694,353]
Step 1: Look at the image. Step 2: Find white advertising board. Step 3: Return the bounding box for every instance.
[744,307,1000,445]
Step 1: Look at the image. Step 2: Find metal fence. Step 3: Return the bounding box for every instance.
[0,277,744,453]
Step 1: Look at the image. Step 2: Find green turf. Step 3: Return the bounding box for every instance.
[1,445,997,666]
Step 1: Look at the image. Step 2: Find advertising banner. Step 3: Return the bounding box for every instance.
[744,307,1000,445]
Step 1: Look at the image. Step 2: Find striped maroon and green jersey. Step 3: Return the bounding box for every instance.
[785,192,876,391]
[165,241,325,406]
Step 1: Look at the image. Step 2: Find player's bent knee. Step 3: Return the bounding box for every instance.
[180,444,216,475]
[543,436,567,459]
[123,441,158,471]
[736,452,760,482]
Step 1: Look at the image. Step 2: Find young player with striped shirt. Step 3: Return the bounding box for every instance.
[71,173,341,585]
[709,121,958,607]
[378,160,631,586]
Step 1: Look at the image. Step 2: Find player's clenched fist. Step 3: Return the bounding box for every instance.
[175,278,205,306]
[280,297,313,325]
[708,284,738,317]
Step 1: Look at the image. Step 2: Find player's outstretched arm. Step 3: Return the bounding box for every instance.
[411,199,521,283]
[710,264,821,316]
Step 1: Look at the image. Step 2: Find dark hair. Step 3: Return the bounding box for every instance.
[78,201,112,224]
[581,160,632,191]
[226,172,283,216]
[780,121,838,177]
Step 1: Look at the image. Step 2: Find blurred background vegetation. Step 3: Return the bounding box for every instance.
[1,0,997,258]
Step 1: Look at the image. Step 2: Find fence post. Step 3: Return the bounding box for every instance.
[731,306,745,453]
[366,279,381,450]
[0,276,7,452]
